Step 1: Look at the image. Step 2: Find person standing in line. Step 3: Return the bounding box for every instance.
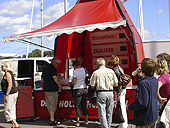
[156,52,170,74]
[78,57,88,74]
[90,58,118,128]
[41,57,63,126]
[128,58,158,128]
[155,58,170,127]
[1,61,20,128]
[106,55,128,128]
[67,60,89,127]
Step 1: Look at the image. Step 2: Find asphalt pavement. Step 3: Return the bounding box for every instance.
[0,104,135,128]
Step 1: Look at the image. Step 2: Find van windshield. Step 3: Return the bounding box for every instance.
[36,60,49,72]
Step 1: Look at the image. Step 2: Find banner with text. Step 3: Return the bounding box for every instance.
[33,89,136,119]
[91,43,128,57]
[90,30,126,45]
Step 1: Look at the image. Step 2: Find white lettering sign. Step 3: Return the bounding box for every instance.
[40,100,129,108]
[90,30,126,44]
[41,100,47,107]
[91,43,128,57]
[59,100,73,108]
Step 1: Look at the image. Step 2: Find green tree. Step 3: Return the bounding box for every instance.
[28,49,41,57]
[44,50,54,57]
[22,55,26,58]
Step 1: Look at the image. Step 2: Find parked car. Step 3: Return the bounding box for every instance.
[0,57,52,89]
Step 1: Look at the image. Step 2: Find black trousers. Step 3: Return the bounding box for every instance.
[73,88,89,117]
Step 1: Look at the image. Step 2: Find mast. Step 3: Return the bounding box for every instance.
[41,0,43,57]
[139,0,145,41]
[169,0,170,38]
[64,0,68,13]
[64,0,68,79]
[26,0,34,58]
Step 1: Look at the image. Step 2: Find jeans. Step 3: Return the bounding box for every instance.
[97,91,114,128]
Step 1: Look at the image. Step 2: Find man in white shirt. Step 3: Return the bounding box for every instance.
[90,58,118,128]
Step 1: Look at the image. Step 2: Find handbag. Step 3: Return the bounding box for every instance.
[113,101,125,123]
[85,75,90,85]
[118,68,131,89]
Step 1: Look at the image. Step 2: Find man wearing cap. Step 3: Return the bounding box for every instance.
[41,57,63,125]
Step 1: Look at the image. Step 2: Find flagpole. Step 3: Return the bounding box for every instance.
[26,0,34,58]
[139,0,145,41]
[64,0,68,13]
[41,0,43,57]
[169,0,170,38]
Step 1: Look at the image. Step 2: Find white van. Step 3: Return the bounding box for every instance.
[0,57,52,89]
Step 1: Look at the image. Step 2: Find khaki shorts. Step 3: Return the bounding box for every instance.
[136,122,156,128]
[44,91,59,112]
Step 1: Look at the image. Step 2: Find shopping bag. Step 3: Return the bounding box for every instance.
[113,101,125,123]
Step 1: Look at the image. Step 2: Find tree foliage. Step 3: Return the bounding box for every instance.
[44,50,54,57]
[20,49,54,58]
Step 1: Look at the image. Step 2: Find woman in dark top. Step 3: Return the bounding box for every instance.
[1,61,20,128]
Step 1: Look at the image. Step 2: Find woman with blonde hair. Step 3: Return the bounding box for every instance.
[1,61,20,128]
[156,58,170,127]
[156,58,169,103]
[107,55,128,128]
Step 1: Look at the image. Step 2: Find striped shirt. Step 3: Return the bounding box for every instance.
[41,64,59,92]
[90,66,118,91]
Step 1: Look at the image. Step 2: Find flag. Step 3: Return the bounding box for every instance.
[122,0,127,3]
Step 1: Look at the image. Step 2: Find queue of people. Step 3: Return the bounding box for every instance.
[1,53,170,128]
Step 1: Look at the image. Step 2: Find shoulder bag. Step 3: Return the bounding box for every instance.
[113,101,125,123]
[118,68,131,89]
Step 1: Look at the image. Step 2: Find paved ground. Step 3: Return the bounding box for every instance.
[0,104,135,128]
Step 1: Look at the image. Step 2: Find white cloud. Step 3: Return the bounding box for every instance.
[36,2,65,26]
[157,10,163,15]
[0,0,73,56]
[137,29,158,39]
[0,0,67,36]
[166,34,170,38]
[0,0,40,17]
[0,14,30,34]
[144,29,158,38]
[157,10,167,15]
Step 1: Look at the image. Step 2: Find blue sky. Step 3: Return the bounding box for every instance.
[0,0,169,56]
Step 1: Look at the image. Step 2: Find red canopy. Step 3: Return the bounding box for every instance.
[4,0,126,42]
[4,0,145,85]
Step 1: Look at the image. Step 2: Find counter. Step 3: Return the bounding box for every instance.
[33,86,137,120]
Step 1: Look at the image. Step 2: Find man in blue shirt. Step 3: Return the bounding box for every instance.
[128,58,158,127]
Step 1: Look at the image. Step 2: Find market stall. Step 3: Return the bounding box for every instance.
[4,0,145,120]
